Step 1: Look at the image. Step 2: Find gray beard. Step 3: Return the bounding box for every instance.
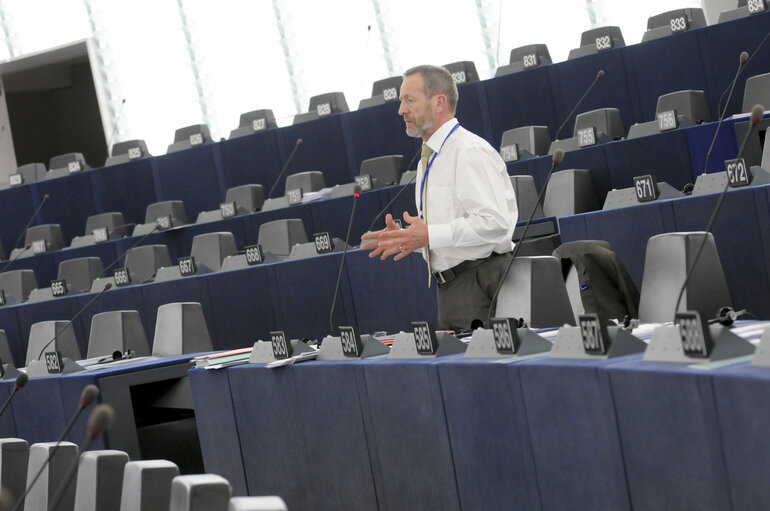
[406,118,434,138]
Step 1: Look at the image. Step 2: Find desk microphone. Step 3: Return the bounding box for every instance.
[673,104,764,321]
[488,148,566,325]
[554,70,605,141]
[329,185,362,335]
[98,224,162,278]
[35,284,113,362]
[266,138,303,199]
[0,373,28,419]
[11,384,99,511]
[702,51,749,174]
[48,404,115,511]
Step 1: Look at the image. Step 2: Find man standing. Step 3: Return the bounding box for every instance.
[362,64,518,331]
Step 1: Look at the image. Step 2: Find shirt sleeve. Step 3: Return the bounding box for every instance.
[428,144,518,249]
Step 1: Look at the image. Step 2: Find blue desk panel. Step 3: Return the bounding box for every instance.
[517,355,634,511]
[227,363,310,510]
[31,171,99,242]
[625,29,711,122]
[279,115,356,192]
[218,128,288,191]
[189,367,247,496]
[362,357,461,511]
[340,101,420,173]
[292,361,381,511]
[711,362,770,510]
[437,357,540,511]
[548,46,642,137]
[606,359,732,511]
[483,65,561,148]
[153,144,227,220]
[88,158,159,226]
[0,185,38,255]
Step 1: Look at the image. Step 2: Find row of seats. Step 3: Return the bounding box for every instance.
[0,300,212,374]
[0,438,287,510]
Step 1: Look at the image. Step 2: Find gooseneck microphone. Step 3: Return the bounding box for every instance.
[554,70,605,140]
[49,404,115,511]
[488,148,566,325]
[35,284,113,362]
[11,384,100,511]
[673,104,765,321]
[329,185,363,335]
[702,51,749,174]
[0,373,28,418]
[98,224,162,278]
[266,138,303,199]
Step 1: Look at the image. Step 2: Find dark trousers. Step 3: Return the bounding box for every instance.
[436,253,512,331]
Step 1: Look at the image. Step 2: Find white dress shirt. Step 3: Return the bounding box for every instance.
[415,118,518,272]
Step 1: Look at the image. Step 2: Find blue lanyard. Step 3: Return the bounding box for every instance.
[419,122,461,219]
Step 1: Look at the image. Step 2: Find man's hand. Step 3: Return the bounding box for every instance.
[361,212,429,261]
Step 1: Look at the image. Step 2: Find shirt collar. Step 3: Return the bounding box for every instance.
[425,118,459,153]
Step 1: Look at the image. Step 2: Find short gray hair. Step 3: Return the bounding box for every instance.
[404,65,458,113]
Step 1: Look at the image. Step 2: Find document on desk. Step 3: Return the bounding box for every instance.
[266,350,318,368]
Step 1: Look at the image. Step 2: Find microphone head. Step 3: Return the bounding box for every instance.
[23,244,31,250]
[750,104,764,123]
[88,404,115,435]
[296,138,303,146]
[80,384,99,406]
[15,372,29,389]
[103,283,113,291]
[597,70,605,79]
[43,194,50,201]
[553,148,565,164]
[353,184,363,197]
[740,51,749,63]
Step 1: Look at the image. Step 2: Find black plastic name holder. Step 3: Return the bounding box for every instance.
[156,215,172,230]
[244,244,264,265]
[595,34,613,51]
[522,53,538,68]
[252,118,267,131]
[633,174,660,202]
[179,256,197,277]
[657,110,678,131]
[316,102,332,116]
[114,268,131,287]
[45,351,64,373]
[339,325,363,357]
[491,317,520,354]
[287,188,303,206]
[50,279,68,298]
[127,147,142,159]
[412,321,438,355]
[9,173,23,187]
[577,126,596,147]
[354,174,372,191]
[313,232,334,254]
[189,133,204,146]
[579,314,610,355]
[270,330,292,359]
[748,0,766,14]
[669,15,688,33]
[220,201,237,218]
[68,161,82,173]
[676,311,713,357]
[92,227,109,243]
[32,239,47,254]
[500,144,519,163]
[725,158,751,187]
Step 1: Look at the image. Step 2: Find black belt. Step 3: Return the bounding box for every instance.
[432,252,507,286]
